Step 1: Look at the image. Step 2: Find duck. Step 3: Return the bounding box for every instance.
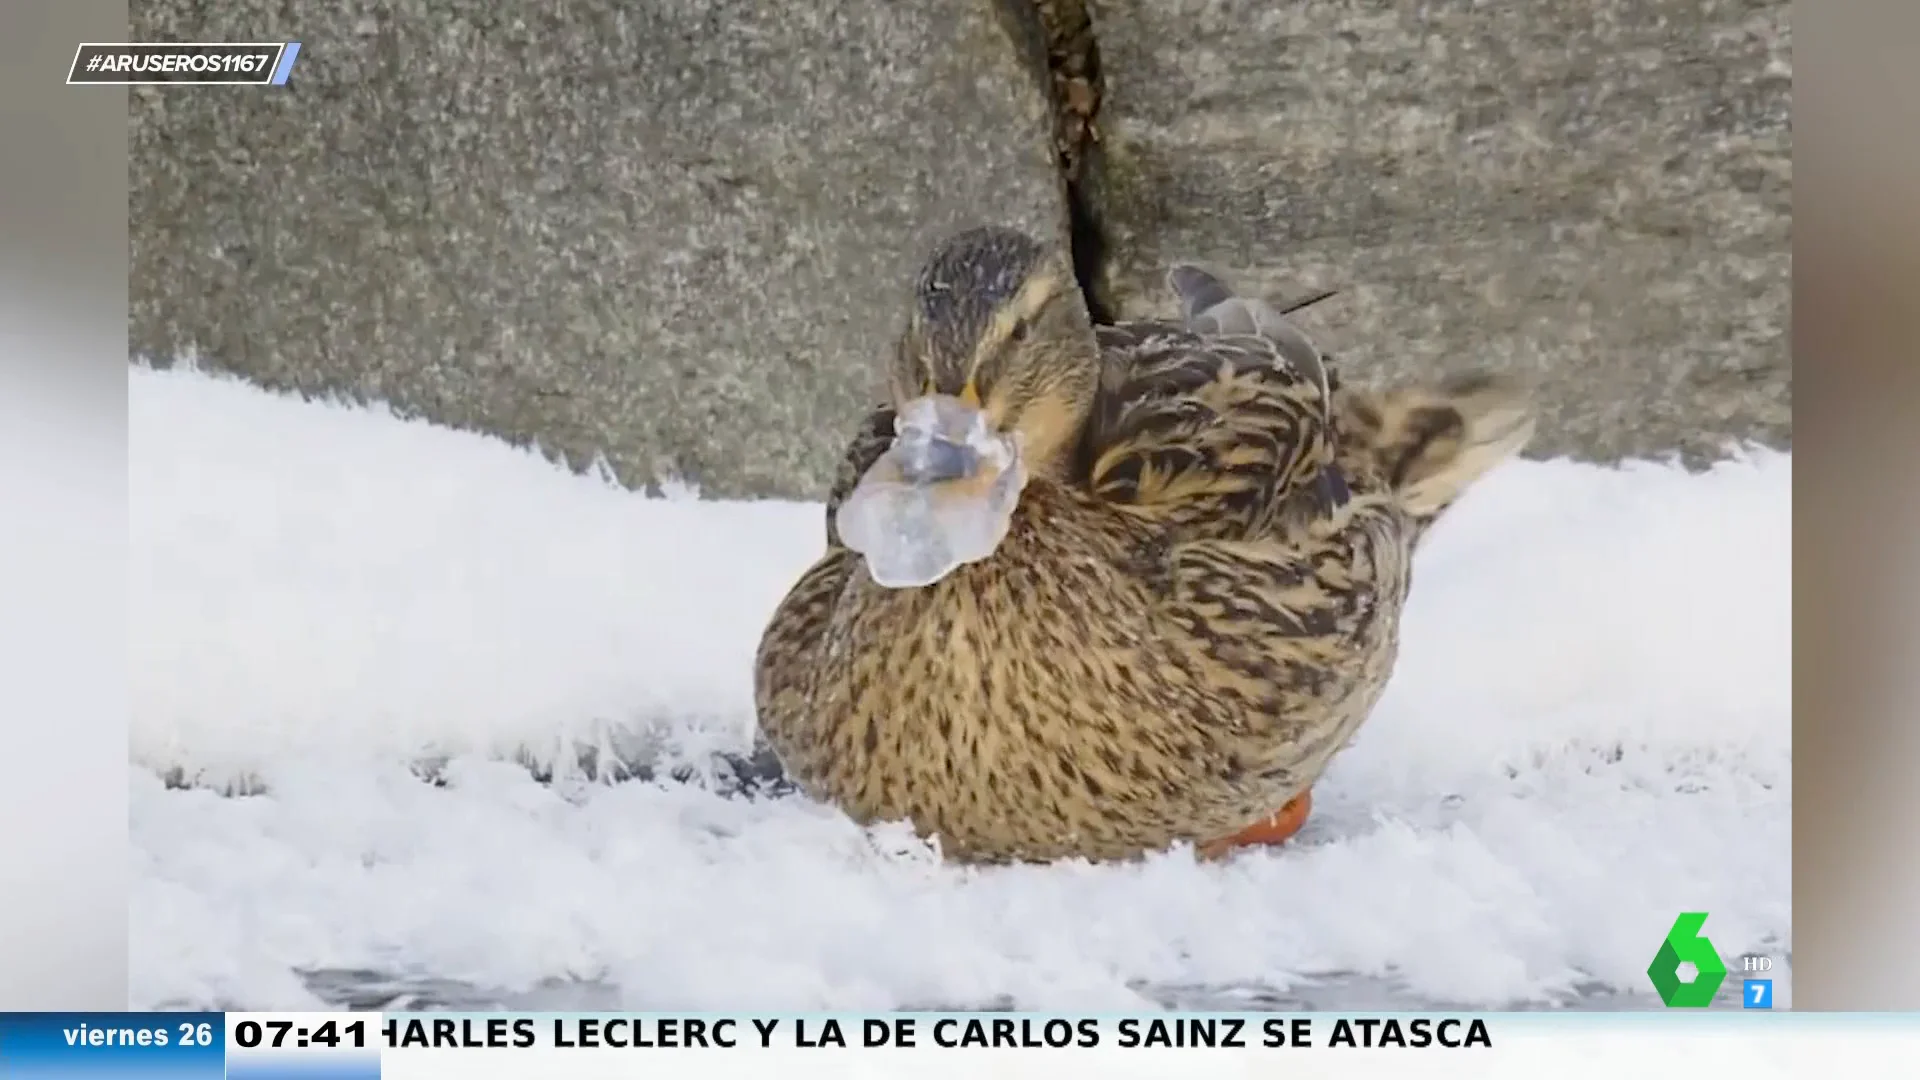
[753,226,1534,865]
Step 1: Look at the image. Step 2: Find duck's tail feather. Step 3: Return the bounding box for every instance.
[1338,371,1536,525]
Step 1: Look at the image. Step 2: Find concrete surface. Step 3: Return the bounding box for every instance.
[130,1,1067,498]
[131,0,1790,494]
[1085,0,1792,465]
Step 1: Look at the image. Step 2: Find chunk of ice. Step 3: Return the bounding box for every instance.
[835,396,1027,588]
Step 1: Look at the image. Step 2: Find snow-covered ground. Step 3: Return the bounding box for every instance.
[129,363,1791,1012]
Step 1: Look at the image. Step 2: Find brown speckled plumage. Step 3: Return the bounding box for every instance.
[756,227,1534,864]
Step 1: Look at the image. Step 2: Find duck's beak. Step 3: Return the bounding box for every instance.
[898,436,981,484]
[893,394,992,485]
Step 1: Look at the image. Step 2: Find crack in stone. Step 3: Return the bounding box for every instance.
[1032,0,1112,323]
[999,0,1114,323]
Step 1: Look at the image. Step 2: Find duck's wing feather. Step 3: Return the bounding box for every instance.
[1167,264,1333,424]
[1163,263,1535,543]
[1082,317,1342,542]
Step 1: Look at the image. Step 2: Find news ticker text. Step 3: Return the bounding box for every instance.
[5,1013,1493,1056]
[67,43,303,85]
[14,1010,1904,1080]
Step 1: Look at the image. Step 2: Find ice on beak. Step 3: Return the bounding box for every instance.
[834,394,1028,589]
[896,435,979,485]
[892,394,1015,483]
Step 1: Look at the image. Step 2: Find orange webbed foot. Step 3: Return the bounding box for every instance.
[1197,789,1313,860]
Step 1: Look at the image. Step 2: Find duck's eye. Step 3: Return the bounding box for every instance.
[1009,319,1030,343]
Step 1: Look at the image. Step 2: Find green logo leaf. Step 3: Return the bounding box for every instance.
[1648,911,1729,1007]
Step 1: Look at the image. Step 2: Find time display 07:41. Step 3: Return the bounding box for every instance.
[233,1018,368,1050]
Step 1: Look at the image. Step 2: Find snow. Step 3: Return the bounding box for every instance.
[128,362,1791,1012]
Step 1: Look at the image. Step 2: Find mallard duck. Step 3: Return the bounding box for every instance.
[754,226,1533,864]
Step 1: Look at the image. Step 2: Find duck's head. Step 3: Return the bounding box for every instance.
[886,226,1100,484]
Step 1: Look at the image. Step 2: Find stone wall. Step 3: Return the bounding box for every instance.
[131,0,1790,497]
[1083,0,1792,466]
